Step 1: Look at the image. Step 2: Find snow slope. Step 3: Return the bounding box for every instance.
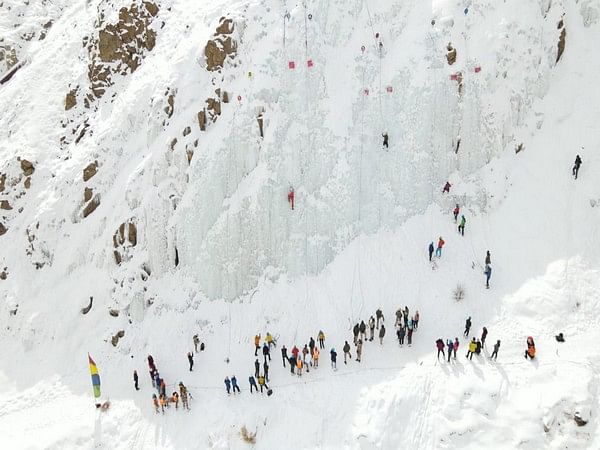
[1,0,600,448]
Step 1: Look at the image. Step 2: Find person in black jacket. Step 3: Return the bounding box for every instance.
[353,323,360,345]
[382,132,389,148]
[490,340,500,360]
[359,321,367,341]
[187,352,194,372]
[330,348,337,369]
[133,370,139,390]
[281,345,288,368]
[481,327,488,346]
[262,343,271,363]
[254,358,260,379]
[573,155,582,179]
[464,316,472,337]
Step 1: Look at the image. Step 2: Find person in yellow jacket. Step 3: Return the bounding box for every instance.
[266,332,274,349]
[313,347,320,368]
[318,330,325,349]
[258,374,269,393]
[254,334,261,356]
[466,338,477,360]
[296,356,303,376]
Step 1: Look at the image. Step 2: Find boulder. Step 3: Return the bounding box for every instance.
[20,159,35,176]
[83,161,98,181]
[0,200,12,210]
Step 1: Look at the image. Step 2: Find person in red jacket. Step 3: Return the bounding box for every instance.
[435,339,445,360]
[453,204,460,222]
[435,237,445,257]
[288,187,295,210]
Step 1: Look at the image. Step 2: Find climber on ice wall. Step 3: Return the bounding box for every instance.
[288,187,295,210]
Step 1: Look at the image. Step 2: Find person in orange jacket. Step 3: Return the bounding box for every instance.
[435,237,445,257]
[313,347,320,368]
[525,336,536,359]
[296,356,303,376]
[254,334,261,356]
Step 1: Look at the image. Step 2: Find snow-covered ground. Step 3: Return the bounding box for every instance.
[1,0,600,448]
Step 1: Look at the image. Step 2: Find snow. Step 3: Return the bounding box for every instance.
[1,0,600,448]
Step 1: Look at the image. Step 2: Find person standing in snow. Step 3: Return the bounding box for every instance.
[263,361,270,382]
[356,339,363,362]
[179,382,190,410]
[254,334,261,356]
[281,345,288,368]
[442,181,451,193]
[187,352,194,372]
[525,336,536,359]
[446,339,454,362]
[330,348,337,369]
[133,370,139,391]
[407,327,413,346]
[318,330,325,349]
[436,339,445,360]
[262,343,271,363]
[481,327,488,347]
[359,320,367,342]
[484,264,492,289]
[466,338,477,360]
[453,204,460,223]
[266,332,275,349]
[382,132,389,148]
[289,355,296,375]
[458,215,466,236]
[224,376,231,394]
[428,242,435,261]
[379,324,386,345]
[573,155,582,179]
[288,187,295,210]
[453,337,459,359]
[193,334,200,353]
[397,325,405,346]
[413,311,420,330]
[258,374,269,392]
[291,345,300,360]
[254,358,260,379]
[436,237,445,257]
[376,309,384,329]
[302,344,309,364]
[231,375,241,393]
[485,251,491,266]
[368,316,376,341]
[313,347,320,368]
[171,391,179,409]
[395,308,403,327]
[343,341,352,364]
[249,375,258,393]
[464,317,472,337]
[490,340,500,360]
[475,339,482,355]
[353,323,360,345]
[296,357,303,376]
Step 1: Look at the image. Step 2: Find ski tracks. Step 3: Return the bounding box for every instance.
[410,370,437,449]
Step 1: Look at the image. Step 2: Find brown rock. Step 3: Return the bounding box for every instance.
[0,173,5,192]
[109,309,120,317]
[215,18,234,35]
[118,223,126,245]
[128,222,137,246]
[164,92,175,118]
[83,161,98,181]
[114,250,122,265]
[0,223,6,236]
[183,126,191,136]
[65,88,77,110]
[446,43,457,65]
[84,187,93,202]
[24,177,31,189]
[170,138,178,150]
[257,110,264,138]
[83,196,100,218]
[0,270,6,280]
[0,200,12,210]
[206,97,221,118]
[198,110,207,131]
[186,150,194,164]
[20,159,35,176]
[144,2,159,17]
[222,91,229,103]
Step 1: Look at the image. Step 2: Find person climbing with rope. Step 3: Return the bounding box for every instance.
[288,186,295,210]
[572,155,582,179]
[382,132,389,149]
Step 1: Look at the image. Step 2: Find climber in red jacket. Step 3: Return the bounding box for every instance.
[288,187,295,210]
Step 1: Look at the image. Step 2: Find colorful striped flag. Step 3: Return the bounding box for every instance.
[88,354,101,399]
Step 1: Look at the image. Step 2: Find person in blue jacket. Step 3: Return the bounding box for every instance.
[484,264,492,288]
[428,242,435,261]
[224,376,231,394]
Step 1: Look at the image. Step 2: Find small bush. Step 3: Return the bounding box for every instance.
[453,284,465,301]
[240,426,256,444]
